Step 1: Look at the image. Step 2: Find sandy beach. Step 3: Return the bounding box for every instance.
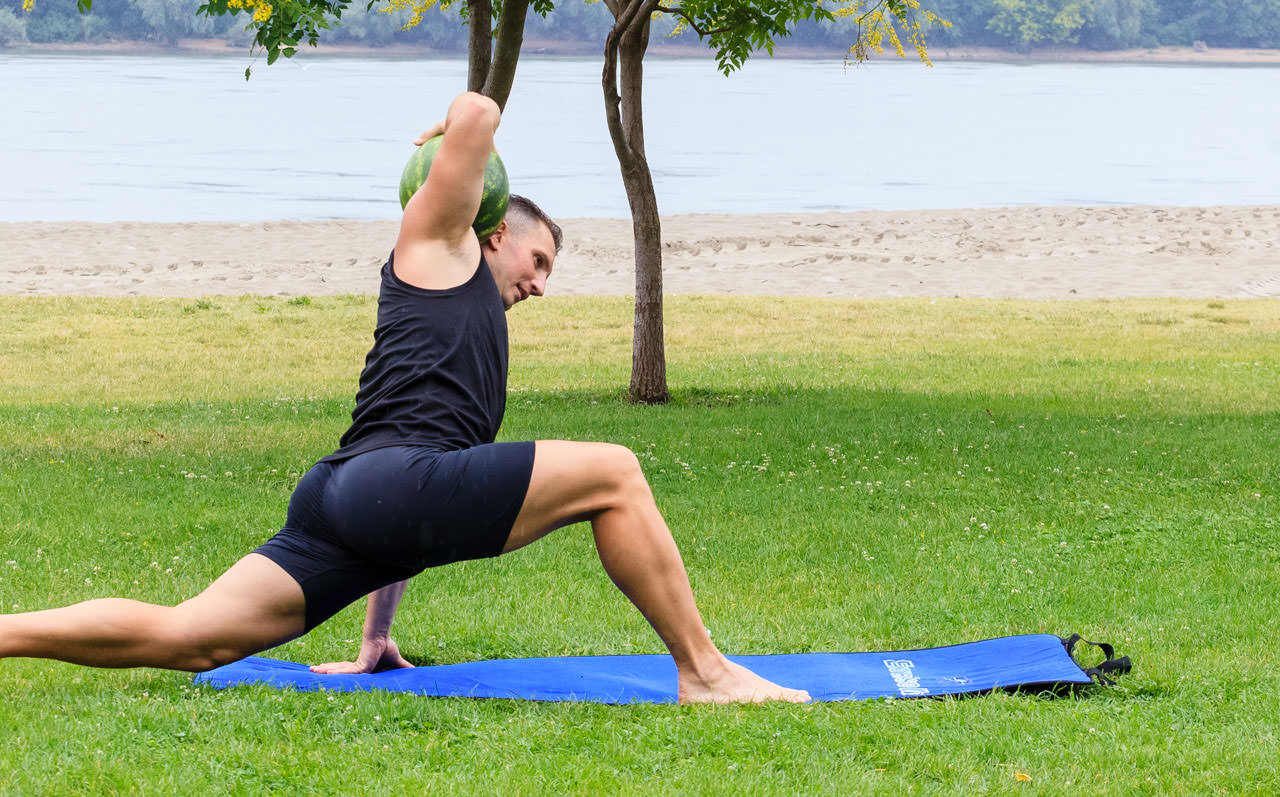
[2,206,1278,299]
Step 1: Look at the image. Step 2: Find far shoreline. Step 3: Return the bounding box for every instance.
[5,38,1280,66]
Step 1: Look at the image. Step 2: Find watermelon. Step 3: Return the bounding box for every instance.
[398,135,510,240]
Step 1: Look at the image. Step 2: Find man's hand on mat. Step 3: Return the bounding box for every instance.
[310,636,413,674]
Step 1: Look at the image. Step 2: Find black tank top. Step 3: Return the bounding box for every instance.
[321,252,509,461]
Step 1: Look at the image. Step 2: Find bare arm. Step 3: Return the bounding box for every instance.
[393,92,502,290]
[309,580,412,674]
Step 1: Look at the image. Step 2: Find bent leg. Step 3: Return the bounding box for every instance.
[0,553,305,672]
[505,440,809,705]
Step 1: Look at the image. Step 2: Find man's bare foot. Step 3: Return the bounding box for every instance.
[677,657,811,705]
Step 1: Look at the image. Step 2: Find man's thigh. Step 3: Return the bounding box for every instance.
[172,553,307,657]
[502,440,645,553]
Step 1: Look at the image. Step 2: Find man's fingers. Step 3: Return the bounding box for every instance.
[309,661,367,674]
[413,121,446,146]
[309,639,411,674]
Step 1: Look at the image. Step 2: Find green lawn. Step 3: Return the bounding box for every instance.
[1,295,1277,794]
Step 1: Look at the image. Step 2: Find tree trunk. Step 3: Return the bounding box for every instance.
[603,0,668,404]
[466,0,492,93]
[483,0,532,110]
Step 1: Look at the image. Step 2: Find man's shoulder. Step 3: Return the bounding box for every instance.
[390,235,481,291]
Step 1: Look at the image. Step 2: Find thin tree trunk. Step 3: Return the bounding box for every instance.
[466,0,493,93]
[483,0,533,110]
[603,0,668,404]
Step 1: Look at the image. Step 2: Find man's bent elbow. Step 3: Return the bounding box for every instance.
[448,92,501,136]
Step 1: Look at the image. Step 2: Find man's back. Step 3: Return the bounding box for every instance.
[323,252,510,462]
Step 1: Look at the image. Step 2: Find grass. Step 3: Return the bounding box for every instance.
[1,295,1278,794]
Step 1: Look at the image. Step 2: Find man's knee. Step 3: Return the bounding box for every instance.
[164,633,244,672]
[593,443,650,498]
[583,442,655,511]
[158,611,254,672]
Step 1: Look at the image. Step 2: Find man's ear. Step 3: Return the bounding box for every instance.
[482,220,508,251]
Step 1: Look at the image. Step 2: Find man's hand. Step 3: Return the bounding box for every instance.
[310,581,411,674]
[413,121,446,146]
[310,636,413,674]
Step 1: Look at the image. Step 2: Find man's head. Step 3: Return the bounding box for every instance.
[482,195,563,310]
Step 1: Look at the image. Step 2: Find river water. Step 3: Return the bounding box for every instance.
[1,53,1278,221]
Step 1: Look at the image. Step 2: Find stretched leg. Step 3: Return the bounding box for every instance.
[0,553,305,672]
[504,440,809,705]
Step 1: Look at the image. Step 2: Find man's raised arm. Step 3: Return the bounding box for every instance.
[394,92,502,289]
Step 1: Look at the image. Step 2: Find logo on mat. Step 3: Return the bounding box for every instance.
[883,659,930,696]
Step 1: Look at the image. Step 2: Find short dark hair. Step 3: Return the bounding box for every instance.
[503,194,563,253]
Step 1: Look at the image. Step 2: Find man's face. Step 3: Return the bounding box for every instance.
[487,221,556,310]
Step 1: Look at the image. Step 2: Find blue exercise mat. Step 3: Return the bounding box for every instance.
[194,634,1127,703]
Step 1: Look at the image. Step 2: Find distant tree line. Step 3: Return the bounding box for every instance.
[0,0,615,47]
[790,0,1280,52]
[916,0,1280,51]
[2,0,1279,51]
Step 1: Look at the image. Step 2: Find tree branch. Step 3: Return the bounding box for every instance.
[856,0,892,24]
[467,0,493,93]
[603,0,660,168]
[652,4,731,38]
[609,0,658,40]
[484,0,533,109]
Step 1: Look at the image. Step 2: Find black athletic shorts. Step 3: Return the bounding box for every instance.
[255,442,536,631]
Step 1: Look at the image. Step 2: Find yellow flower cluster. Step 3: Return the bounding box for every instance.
[22,0,34,11]
[380,0,449,31]
[834,0,951,66]
[227,0,273,23]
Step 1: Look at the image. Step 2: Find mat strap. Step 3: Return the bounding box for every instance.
[1062,634,1132,686]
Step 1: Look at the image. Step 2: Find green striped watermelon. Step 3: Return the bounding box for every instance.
[398,135,510,240]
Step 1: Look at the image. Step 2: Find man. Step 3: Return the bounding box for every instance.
[0,92,808,705]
